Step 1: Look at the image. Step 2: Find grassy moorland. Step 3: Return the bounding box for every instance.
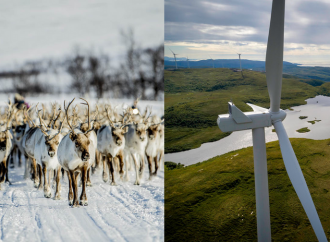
[165,138,330,241]
[165,68,330,153]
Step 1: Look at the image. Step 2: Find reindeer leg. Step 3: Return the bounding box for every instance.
[24,155,30,179]
[86,168,92,187]
[108,154,116,186]
[32,158,39,188]
[118,150,124,179]
[80,166,88,206]
[147,155,153,180]
[153,156,159,176]
[18,149,22,167]
[139,153,145,180]
[43,163,51,198]
[54,166,61,200]
[0,160,6,184]
[67,171,73,206]
[5,156,11,185]
[10,147,15,168]
[37,164,43,190]
[132,153,140,185]
[102,155,108,183]
[71,171,79,207]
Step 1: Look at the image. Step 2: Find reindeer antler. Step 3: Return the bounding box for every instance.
[79,98,90,130]
[64,98,76,134]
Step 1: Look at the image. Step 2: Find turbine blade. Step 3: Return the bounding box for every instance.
[274,121,327,242]
[246,103,268,113]
[266,0,285,113]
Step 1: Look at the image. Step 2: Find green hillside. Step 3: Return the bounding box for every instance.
[165,68,330,153]
[165,138,330,241]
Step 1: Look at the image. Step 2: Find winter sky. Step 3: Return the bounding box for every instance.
[0,0,163,69]
[165,0,330,66]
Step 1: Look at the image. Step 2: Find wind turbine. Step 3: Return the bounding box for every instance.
[217,0,326,241]
[237,53,242,71]
[186,56,190,69]
[169,48,178,69]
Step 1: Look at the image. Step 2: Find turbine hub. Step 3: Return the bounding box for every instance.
[269,110,286,124]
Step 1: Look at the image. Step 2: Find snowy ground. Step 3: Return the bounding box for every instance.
[0,162,164,242]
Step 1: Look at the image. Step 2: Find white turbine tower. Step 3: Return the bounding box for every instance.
[237,53,242,71]
[169,48,178,69]
[217,1,326,241]
[186,56,190,69]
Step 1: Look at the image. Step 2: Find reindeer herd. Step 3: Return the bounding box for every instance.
[0,98,164,207]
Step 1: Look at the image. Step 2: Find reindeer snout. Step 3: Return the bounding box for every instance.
[48,151,55,157]
[82,151,90,161]
[140,136,145,141]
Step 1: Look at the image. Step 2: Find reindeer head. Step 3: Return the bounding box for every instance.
[65,98,94,162]
[39,108,65,158]
[69,132,91,161]
[147,116,164,141]
[44,133,61,157]
[105,107,130,147]
[134,123,148,142]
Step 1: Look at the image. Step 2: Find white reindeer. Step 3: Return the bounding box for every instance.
[146,116,164,179]
[34,110,64,199]
[97,109,129,185]
[125,117,149,185]
[57,98,95,207]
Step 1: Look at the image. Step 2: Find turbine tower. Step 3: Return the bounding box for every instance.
[186,56,190,69]
[217,1,326,241]
[237,53,242,71]
[169,48,178,69]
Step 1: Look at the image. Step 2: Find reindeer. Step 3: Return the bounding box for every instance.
[124,107,151,185]
[57,98,95,207]
[22,106,44,187]
[146,115,164,179]
[0,108,14,188]
[34,109,65,199]
[97,107,130,185]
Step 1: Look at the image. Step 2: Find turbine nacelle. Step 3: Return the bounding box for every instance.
[217,102,286,132]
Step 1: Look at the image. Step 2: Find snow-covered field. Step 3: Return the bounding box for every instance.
[0,164,164,242]
[0,95,164,242]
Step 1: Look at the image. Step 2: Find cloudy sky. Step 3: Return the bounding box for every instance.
[165,0,330,66]
[0,0,163,69]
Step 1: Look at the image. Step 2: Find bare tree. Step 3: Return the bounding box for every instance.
[67,54,88,96]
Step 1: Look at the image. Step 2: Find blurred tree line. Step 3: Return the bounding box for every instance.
[0,30,164,100]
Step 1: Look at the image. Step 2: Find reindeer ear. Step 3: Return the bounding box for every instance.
[69,132,76,141]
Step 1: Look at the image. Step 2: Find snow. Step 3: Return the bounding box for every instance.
[0,95,164,241]
[0,164,164,242]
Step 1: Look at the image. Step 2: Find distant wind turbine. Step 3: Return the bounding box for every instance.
[186,56,190,69]
[169,48,178,69]
[237,53,242,71]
